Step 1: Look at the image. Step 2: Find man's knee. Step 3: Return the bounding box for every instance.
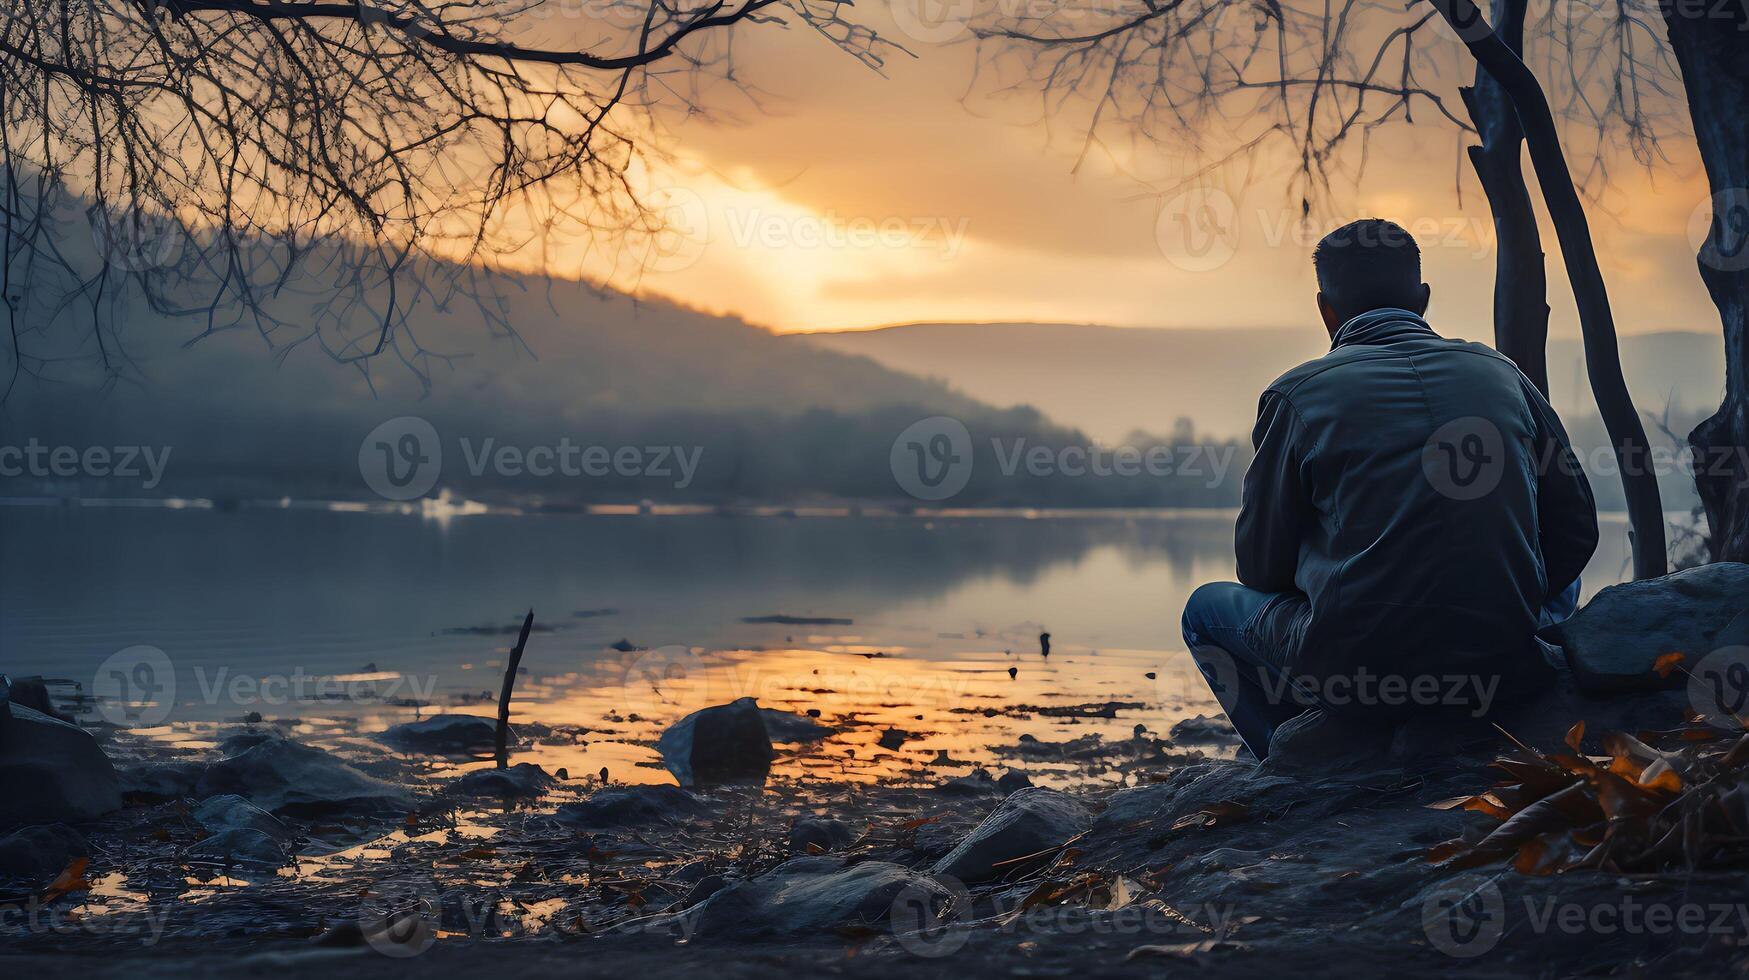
[1182,581,1243,648]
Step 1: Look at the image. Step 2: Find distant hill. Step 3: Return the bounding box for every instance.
[802,322,1727,442]
[3,266,1244,508]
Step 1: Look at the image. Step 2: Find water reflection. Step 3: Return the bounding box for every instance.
[1,505,1635,782]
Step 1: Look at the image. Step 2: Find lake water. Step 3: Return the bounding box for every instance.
[0,504,1636,785]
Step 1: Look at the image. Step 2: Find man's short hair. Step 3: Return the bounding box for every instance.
[1312,219,1423,320]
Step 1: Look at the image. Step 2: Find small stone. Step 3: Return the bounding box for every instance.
[193,794,293,840]
[196,738,415,816]
[1169,714,1240,746]
[936,768,998,796]
[933,787,1092,883]
[688,858,948,938]
[656,698,773,788]
[375,714,500,754]
[553,785,710,829]
[217,730,277,756]
[187,827,289,869]
[789,817,856,854]
[448,763,555,799]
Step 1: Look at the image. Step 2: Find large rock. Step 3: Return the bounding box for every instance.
[0,704,121,826]
[553,785,711,829]
[932,786,1091,883]
[656,697,773,788]
[688,857,949,938]
[375,714,500,754]
[195,738,415,816]
[0,824,88,880]
[1543,562,1749,693]
[1264,707,1500,774]
[1259,672,1699,776]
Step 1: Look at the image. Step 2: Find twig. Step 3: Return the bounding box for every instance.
[496,608,535,770]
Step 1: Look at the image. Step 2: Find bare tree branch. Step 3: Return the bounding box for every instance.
[0,0,889,396]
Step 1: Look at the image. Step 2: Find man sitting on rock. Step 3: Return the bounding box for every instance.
[1181,218,1598,760]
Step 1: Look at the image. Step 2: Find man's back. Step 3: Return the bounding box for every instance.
[1235,308,1598,691]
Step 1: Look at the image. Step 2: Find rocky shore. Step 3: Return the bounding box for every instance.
[3,564,1746,977]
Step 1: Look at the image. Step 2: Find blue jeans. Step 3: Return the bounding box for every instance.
[1180,579,1581,760]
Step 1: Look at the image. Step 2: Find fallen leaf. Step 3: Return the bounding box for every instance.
[1636,758,1682,793]
[41,858,91,901]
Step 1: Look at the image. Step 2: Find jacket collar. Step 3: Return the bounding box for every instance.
[1330,308,1437,350]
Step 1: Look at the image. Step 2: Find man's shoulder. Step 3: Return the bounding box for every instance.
[1264,334,1519,400]
[1261,345,1374,400]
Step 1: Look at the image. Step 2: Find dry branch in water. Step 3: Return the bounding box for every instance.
[497,607,536,769]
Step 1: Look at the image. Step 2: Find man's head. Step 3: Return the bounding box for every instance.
[1312,219,1430,336]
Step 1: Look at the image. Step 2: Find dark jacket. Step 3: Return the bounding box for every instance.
[1236,308,1598,690]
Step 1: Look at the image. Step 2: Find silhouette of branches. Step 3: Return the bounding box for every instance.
[969,0,1679,204]
[0,0,888,396]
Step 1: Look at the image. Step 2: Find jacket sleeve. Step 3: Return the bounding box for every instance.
[1526,379,1599,599]
[1235,390,1306,592]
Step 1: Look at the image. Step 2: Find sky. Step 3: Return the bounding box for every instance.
[526,4,1721,338]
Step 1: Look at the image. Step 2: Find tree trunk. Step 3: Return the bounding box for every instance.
[1458,0,1549,396]
[1663,2,1749,563]
[1427,0,1668,579]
